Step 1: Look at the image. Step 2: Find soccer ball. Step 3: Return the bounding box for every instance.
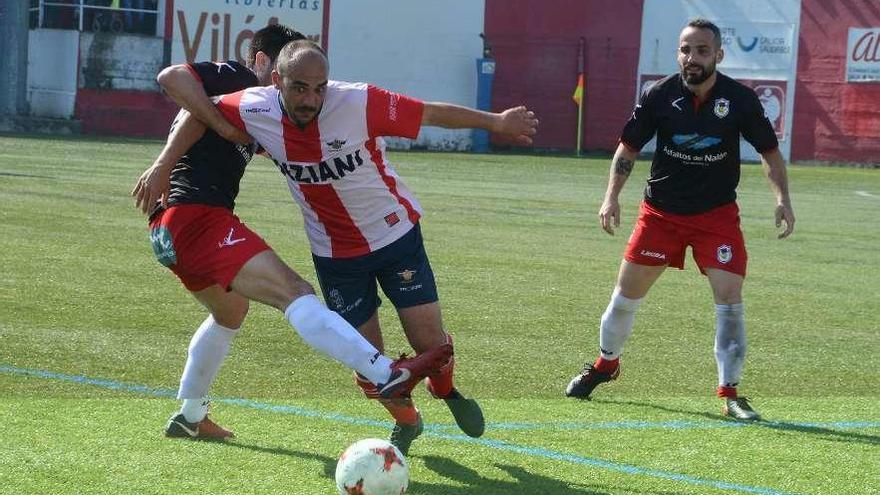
[335,438,409,495]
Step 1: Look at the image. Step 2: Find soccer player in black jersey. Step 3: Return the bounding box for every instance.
[565,19,795,421]
[131,25,451,440]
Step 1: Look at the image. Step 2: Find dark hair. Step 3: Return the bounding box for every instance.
[247,24,307,68]
[687,18,722,48]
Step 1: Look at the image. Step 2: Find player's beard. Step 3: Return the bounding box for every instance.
[681,61,715,85]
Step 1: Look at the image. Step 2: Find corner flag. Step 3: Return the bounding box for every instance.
[572,73,584,106]
[573,38,585,155]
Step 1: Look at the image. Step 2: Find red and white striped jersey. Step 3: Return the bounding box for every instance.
[217,81,425,258]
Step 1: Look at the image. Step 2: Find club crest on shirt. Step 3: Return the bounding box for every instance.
[717,244,733,264]
[326,139,346,151]
[384,212,400,227]
[713,98,730,118]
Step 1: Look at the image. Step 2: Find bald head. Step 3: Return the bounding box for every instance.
[276,40,328,78]
[272,40,329,126]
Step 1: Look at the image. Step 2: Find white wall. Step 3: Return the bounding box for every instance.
[327,0,486,150]
[27,29,79,118]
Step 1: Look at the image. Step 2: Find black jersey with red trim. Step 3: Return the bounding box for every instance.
[620,72,778,215]
[161,61,259,213]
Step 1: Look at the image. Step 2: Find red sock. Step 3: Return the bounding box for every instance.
[593,357,619,374]
[380,398,420,425]
[717,385,737,399]
[426,333,455,398]
[355,373,419,424]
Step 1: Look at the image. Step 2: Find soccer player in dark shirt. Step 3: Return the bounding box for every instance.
[565,19,795,421]
[131,25,451,440]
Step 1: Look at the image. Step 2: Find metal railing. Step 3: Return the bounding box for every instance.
[28,0,162,36]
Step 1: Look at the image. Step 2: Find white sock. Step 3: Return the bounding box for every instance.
[180,398,210,423]
[598,288,643,360]
[177,315,238,400]
[284,294,393,385]
[715,303,746,387]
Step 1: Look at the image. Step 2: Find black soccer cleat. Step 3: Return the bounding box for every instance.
[565,363,619,399]
[442,388,485,438]
[389,414,424,456]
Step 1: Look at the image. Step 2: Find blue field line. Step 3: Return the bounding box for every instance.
[428,419,880,432]
[4,364,858,495]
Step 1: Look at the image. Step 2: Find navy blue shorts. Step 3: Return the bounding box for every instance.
[312,223,439,327]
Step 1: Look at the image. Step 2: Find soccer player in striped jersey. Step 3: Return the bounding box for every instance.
[169,39,538,453]
[133,26,452,441]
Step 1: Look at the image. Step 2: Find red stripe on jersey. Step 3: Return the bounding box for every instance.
[299,184,371,258]
[216,90,246,132]
[184,64,203,83]
[365,138,420,225]
[366,86,424,139]
[281,115,323,162]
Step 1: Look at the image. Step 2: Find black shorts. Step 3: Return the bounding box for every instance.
[312,223,439,327]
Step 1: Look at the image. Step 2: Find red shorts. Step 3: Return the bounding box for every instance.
[148,204,270,291]
[624,201,747,276]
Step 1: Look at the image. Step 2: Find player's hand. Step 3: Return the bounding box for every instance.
[217,123,253,145]
[598,198,621,235]
[131,161,173,216]
[497,106,538,145]
[775,202,795,239]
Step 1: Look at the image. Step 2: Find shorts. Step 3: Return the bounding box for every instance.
[624,201,747,276]
[148,204,271,292]
[312,223,439,327]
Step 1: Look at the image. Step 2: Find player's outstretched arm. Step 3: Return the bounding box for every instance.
[157,65,251,145]
[131,110,206,215]
[760,148,795,239]
[599,143,639,236]
[421,103,538,145]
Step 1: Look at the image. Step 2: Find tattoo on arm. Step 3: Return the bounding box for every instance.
[614,156,634,176]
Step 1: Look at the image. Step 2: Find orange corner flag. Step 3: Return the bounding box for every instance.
[572,74,584,105]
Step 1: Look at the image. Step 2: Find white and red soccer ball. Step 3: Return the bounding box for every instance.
[335,438,409,495]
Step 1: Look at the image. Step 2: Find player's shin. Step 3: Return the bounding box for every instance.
[285,294,393,384]
[596,288,642,370]
[426,332,455,398]
[714,302,747,392]
[177,315,239,421]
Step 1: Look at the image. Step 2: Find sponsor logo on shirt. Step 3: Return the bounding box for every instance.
[671,134,722,150]
[245,107,271,113]
[388,93,399,121]
[325,139,347,151]
[273,149,365,183]
[384,212,400,227]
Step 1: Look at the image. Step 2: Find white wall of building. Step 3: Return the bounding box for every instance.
[27,29,79,118]
[327,0,486,150]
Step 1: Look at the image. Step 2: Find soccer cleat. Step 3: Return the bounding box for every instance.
[164,413,235,440]
[564,362,620,399]
[442,388,485,438]
[722,397,762,421]
[389,414,424,456]
[378,344,454,399]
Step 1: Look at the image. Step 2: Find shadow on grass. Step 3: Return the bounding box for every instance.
[217,441,679,495]
[596,398,880,446]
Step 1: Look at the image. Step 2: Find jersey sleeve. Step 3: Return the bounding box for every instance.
[619,85,659,151]
[215,90,248,132]
[740,88,778,154]
[365,85,424,139]
[186,61,259,96]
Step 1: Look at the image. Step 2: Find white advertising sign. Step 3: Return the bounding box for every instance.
[170,0,325,64]
[846,27,880,82]
[716,21,796,72]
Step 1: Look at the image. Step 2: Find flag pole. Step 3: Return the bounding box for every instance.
[575,37,585,156]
